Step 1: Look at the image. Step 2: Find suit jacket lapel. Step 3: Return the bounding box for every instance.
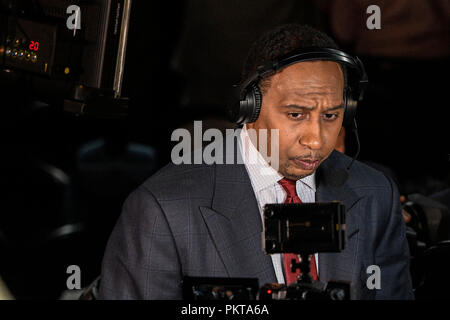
[316,151,364,286]
[199,162,277,286]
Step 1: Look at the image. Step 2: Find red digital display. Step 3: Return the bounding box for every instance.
[29,41,39,51]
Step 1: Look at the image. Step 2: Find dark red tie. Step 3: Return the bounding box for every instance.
[278,178,318,284]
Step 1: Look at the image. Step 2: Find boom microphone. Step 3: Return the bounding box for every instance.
[346,118,360,171]
[323,119,360,187]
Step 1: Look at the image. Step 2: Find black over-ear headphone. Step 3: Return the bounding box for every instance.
[228,47,368,126]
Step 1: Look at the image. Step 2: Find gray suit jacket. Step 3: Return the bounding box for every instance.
[98,150,414,299]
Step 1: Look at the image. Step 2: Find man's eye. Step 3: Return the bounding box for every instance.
[288,112,303,119]
[323,113,338,120]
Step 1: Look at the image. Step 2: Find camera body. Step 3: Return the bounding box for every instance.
[263,202,346,254]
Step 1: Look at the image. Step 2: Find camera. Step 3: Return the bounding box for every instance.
[182,202,352,300]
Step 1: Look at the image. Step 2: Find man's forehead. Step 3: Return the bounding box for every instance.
[275,60,344,80]
[271,62,344,94]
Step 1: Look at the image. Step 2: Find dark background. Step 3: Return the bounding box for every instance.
[0,0,448,299]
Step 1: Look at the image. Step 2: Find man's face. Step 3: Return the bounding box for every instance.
[247,61,345,180]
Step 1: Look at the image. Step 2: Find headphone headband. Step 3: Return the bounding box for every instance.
[240,47,367,99]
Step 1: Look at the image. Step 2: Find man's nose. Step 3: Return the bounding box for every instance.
[299,118,323,150]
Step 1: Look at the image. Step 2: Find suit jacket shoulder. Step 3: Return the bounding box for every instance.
[141,161,216,203]
[326,150,393,188]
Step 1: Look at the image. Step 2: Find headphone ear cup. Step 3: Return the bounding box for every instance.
[343,89,357,126]
[230,83,262,125]
[246,83,262,123]
[227,84,243,123]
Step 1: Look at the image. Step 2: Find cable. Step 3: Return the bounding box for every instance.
[346,118,360,171]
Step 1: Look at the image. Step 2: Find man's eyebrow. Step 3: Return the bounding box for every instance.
[324,104,345,112]
[281,104,345,111]
[282,104,316,110]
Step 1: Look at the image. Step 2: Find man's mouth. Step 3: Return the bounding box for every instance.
[292,157,321,171]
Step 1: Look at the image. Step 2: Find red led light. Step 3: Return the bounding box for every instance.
[267,289,272,294]
[29,41,39,51]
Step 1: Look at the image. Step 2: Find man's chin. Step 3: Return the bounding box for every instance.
[281,166,315,180]
[280,159,323,180]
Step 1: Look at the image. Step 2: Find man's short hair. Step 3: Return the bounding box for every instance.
[241,24,347,93]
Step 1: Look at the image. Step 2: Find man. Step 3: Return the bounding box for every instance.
[98,24,413,299]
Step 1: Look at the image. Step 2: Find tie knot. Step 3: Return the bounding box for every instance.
[278,178,298,198]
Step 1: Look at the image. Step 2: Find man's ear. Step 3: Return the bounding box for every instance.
[246,122,257,131]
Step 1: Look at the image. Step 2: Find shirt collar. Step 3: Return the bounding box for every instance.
[239,124,316,193]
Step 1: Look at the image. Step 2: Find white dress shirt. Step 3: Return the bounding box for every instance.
[238,124,319,284]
